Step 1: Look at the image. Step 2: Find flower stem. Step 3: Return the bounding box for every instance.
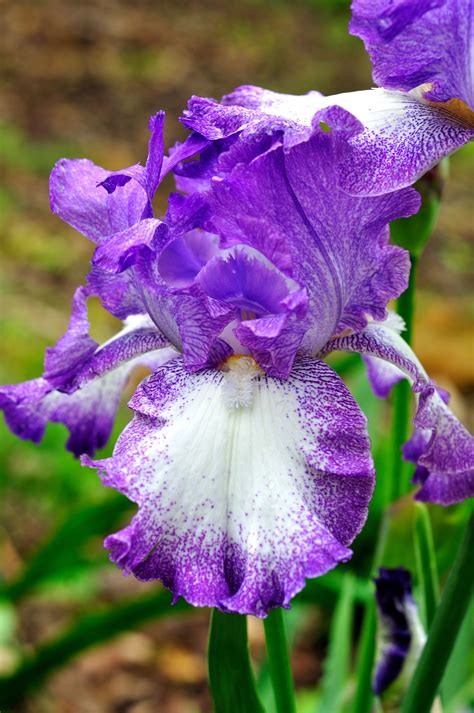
[390,255,418,502]
[208,610,265,713]
[413,502,439,630]
[401,511,474,713]
[263,608,296,713]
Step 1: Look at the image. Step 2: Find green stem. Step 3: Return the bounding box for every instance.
[208,611,265,713]
[351,515,390,713]
[390,254,418,502]
[401,512,474,713]
[263,608,296,713]
[413,502,440,630]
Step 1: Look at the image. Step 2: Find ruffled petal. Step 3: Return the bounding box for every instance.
[324,317,474,504]
[1,316,176,457]
[180,85,474,196]
[329,89,474,195]
[208,108,418,354]
[85,355,374,617]
[50,159,147,243]
[350,0,474,106]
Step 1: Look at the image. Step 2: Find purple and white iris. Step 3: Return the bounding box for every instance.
[179,0,474,196]
[1,102,472,616]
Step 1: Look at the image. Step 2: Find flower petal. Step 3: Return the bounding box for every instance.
[324,317,474,504]
[329,88,474,195]
[181,84,474,196]
[50,159,147,243]
[350,0,474,106]
[1,315,176,457]
[208,108,418,354]
[85,355,374,617]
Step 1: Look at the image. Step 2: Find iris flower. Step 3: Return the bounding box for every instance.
[1,107,472,616]
[179,0,474,195]
[373,568,426,702]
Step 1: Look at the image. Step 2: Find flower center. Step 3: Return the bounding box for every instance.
[221,355,263,409]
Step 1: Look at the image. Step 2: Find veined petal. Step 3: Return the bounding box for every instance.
[328,88,474,195]
[1,316,176,457]
[50,159,147,243]
[85,356,374,617]
[181,84,474,196]
[350,0,474,106]
[324,317,474,504]
[209,110,418,354]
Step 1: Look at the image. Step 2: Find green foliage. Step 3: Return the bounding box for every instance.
[208,611,265,713]
[0,589,191,709]
[318,575,355,713]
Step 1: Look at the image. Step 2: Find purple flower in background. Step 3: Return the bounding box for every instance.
[178,0,474,196]
[1,109,472,616]
[373,568,426,702]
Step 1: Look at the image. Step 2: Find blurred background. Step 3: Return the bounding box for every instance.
[0,1,473,711]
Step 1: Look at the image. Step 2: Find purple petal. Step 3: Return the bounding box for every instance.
[330,89,474,195]
[1,317,175,457]
[350,0,474,106]
[92,219,168,274]
[44,286,98,388]
[373,567,425,697]
[158,231,219,289]
[84,355,374,617]
[98,112,166,213]
[181,84,474,196]
[209,109,419,354]
[50,159,147,243]
[181,86,324,143]
[324,316,474,505]
[197,251,294,315]
[363,354,405,398]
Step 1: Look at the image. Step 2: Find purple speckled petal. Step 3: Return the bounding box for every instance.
[50,159,147,243]
[181,85,474,196]
[1,317,176,457]
[324,317,474,505]
[84,355,374,617]
[209,108,418,355]
[329,89,474,195]
[350,0,474,106]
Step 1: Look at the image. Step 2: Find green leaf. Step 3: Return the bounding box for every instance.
[208,610,265,713]
[0,588,191,708]
[401,511,474,713]
[2,494,130,601]
[390,160,447,258]
[318,574,355,713]
[413,503,439,630]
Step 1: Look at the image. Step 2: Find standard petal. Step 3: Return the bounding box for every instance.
[85,356,374,617]
[209,109,418,354]
[1,315,176,457]
[181,86,324,143]
[350,0,474,106]
[324,317,474,504]
[181,84,474,196]
[50,159,147,243]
